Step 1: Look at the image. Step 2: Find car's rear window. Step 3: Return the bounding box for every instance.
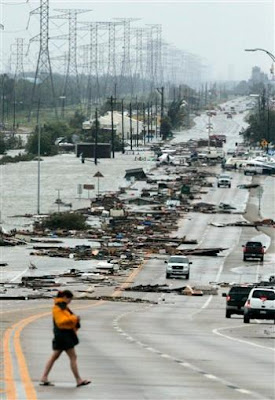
[252,290,275,300]
[246,242,262,247]
[230,287,252,294]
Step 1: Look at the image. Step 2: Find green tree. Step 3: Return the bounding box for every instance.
[26,121,73,156]
[160,117,172,140]
[0,134,6,154]
[41,212,88,230]
[26,130,56,156]
[243,109,275,145]
[168,99,188,129]
[69,111,86,130]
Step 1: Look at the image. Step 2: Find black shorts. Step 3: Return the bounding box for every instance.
[52,330,79,351]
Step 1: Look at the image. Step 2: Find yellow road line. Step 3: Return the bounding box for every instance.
[14,313,49,400]
[3,261,145,399]
[112,261,144,297]
[3,327,17,400]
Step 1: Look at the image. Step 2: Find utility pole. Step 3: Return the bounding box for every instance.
[37,124,41,215]
[157,86,164,138]
[94,108,98,165]
[129,102,133,150]
[207,114,213,150]
[143,103,146,145]
[136,97,139,148]
[147,102,150,142]
[1,75,5,125]
[56,189,61,212]
[150,102,153,140]
[155,96,158,138]
[121,99,125,154]
[109,95,115,158]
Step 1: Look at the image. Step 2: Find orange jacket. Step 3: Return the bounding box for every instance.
[53,297,79,331]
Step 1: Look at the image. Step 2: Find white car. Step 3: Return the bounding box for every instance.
[165,256,192,279]
[243,287,275,323]
[217,174,231,188]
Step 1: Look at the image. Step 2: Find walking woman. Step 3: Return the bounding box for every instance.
[40,290,91,387]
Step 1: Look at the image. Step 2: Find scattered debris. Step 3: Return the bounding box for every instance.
[237,184,260,189]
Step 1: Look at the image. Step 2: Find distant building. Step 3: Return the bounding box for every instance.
[76,143,111,158]
[83,111,157,139]
[249,66,268,85]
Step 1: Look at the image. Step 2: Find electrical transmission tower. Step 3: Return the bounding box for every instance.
[115,18,139,96]
[13,38,25,80]
[154,25,163,87]
[53,9,90,110]
[145,24,163,92]
[97,21,120,97]
[28,0,57,121]
[79,22,100,116]
[132,27,144,93]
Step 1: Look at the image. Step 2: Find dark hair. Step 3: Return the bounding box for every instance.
[57,290,74,299]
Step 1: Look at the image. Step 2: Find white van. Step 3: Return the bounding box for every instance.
[206,149,225,160]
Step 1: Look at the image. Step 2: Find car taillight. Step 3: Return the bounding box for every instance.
[261,248,264,253]
[243,247,247,252]
[226,295,231,301]
[245,299,250,307]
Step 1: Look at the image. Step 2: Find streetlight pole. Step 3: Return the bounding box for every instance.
[245,48,275,78]
[245,48,275,62]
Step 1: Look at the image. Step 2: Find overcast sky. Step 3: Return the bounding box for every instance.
[0,0,274,81]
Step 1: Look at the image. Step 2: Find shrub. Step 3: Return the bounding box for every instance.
[41,212,88,231]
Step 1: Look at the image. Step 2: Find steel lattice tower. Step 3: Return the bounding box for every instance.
[132,27,144,93]
[53,9,90,107]
[154,25,163,86]
[145,25,155,92]
[115,18,139,96]
[29,0,57,120]
[14,38,25,79]
[97,22,120,97]
[79,22,100,115]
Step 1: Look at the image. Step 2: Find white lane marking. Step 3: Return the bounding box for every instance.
[145,347,158,352]
[10,268,28,282]
[205,374,218,380]
[236,389,253,395]
[160,354,173,359]
[213,326,275,352]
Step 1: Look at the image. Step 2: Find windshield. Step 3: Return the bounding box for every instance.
[169,257,189,263]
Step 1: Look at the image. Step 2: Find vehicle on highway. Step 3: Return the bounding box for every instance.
[244,163,263,175]
[222,284,255,318]
[217,174,231,188]
[242,241,265,262]
[227,113,232,119]
[226,148,236,155]
[205,149,225,160]
[165,255,192,279]
[243,287,275,323]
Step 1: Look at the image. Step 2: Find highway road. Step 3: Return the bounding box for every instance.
[2,99,274,400]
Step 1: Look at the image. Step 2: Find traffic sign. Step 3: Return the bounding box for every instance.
[261,139,268,147]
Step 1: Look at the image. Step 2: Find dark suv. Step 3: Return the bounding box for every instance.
[242,241,265,262]
[222,285,254,318]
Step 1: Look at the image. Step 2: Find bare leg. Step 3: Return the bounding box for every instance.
[65,348,82,385]
[40,350,62,382]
